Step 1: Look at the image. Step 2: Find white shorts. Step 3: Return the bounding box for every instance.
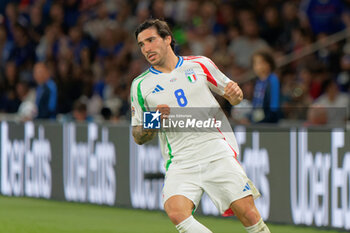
[162,156,260,214]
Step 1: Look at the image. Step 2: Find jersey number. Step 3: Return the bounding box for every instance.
[174,89,188,107]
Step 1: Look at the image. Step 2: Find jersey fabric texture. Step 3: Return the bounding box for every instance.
[130,56,239,170]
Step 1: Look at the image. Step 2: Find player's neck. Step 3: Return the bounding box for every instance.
[153,51,178,73]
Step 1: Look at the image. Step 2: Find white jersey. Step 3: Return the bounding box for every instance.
[131,56,239,170]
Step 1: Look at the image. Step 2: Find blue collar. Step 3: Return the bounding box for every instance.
[149,56,183,74]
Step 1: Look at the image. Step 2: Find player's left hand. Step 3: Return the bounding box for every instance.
[224,81,243,106]
[156,104,170,120]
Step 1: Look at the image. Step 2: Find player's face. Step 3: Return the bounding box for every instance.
[137,27,170,67]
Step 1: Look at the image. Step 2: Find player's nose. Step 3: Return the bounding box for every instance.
[143,42,152,53]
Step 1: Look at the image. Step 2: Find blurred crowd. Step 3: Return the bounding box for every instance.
[0,0,349,125]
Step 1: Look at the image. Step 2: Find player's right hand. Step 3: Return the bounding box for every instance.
[156,104,170,120]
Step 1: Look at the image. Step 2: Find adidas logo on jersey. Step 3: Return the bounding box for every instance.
[243,182,251,192]
[152,85,164,93]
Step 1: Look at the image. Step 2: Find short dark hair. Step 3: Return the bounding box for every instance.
[252,50,276,71]
[135,19,175,51]
[73,100,87,113]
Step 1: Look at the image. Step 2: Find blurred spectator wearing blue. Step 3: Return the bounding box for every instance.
[300,0,345,35]
[251,50,281,123]
[33,62,57,119]
[9,23,36,69]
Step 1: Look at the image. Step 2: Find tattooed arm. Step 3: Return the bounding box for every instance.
[131,104,170,145]
[132,125,157,145]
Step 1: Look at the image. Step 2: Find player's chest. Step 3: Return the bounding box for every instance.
[143,68,207,107]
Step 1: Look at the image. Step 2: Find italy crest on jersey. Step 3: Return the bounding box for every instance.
[185,69,197,83]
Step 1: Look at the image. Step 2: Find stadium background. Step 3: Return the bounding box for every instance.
[0,0,350,233]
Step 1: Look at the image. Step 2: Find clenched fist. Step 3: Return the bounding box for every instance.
[223,81,243,106]
[156,104,170,120]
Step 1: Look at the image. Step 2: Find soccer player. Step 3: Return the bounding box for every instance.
[130,19,271,233]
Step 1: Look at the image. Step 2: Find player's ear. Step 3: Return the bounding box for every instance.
[165,35,171,46]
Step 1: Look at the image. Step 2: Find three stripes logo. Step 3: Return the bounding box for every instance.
[242,182,251,192]
[152,84,164,93]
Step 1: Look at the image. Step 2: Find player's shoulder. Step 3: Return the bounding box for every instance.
[182,56,217,68]
[131,69,153,86]
[182,55,207,62]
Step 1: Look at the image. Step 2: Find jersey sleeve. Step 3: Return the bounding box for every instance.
[195,57,231,96]
[130,79,144,126]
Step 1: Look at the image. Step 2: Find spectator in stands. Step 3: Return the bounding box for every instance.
[0,0,349,124]
[83,2,118,40]
[251,50,281,123]
[36,23,60,61]
[229,15,269,70]
[48,2,68,33]
[9,23,36,70]
[313,79,350,123]
[62,0,81,27]
[103,68,125,117]
[16,80,37,121]
[0,61,20,113]
[68,25,90,65]
[309,63,329,100]
[315,32,342,74]
[33,62,57,119]
[278,1,301,52]
[260,5,283,48]
[4,2,18,41]
[28,4,46,45]
[280,68,313,120]
[337,42,350,91]
[55,59,82,114]
[0,25,14,68]
[300,0,344,35]
[72,99,92,122]
[305,104,328,125]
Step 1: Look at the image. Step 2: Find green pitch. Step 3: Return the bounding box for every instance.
[0,196,341,233]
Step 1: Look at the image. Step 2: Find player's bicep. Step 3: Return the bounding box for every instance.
[201,58,231,96]
[207,73,231,96]
[130,84,144,126]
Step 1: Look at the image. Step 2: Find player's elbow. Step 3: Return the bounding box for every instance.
[132,133,144,145]
[133,136,145,145]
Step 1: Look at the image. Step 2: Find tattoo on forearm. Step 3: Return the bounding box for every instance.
[132,125,157,145]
